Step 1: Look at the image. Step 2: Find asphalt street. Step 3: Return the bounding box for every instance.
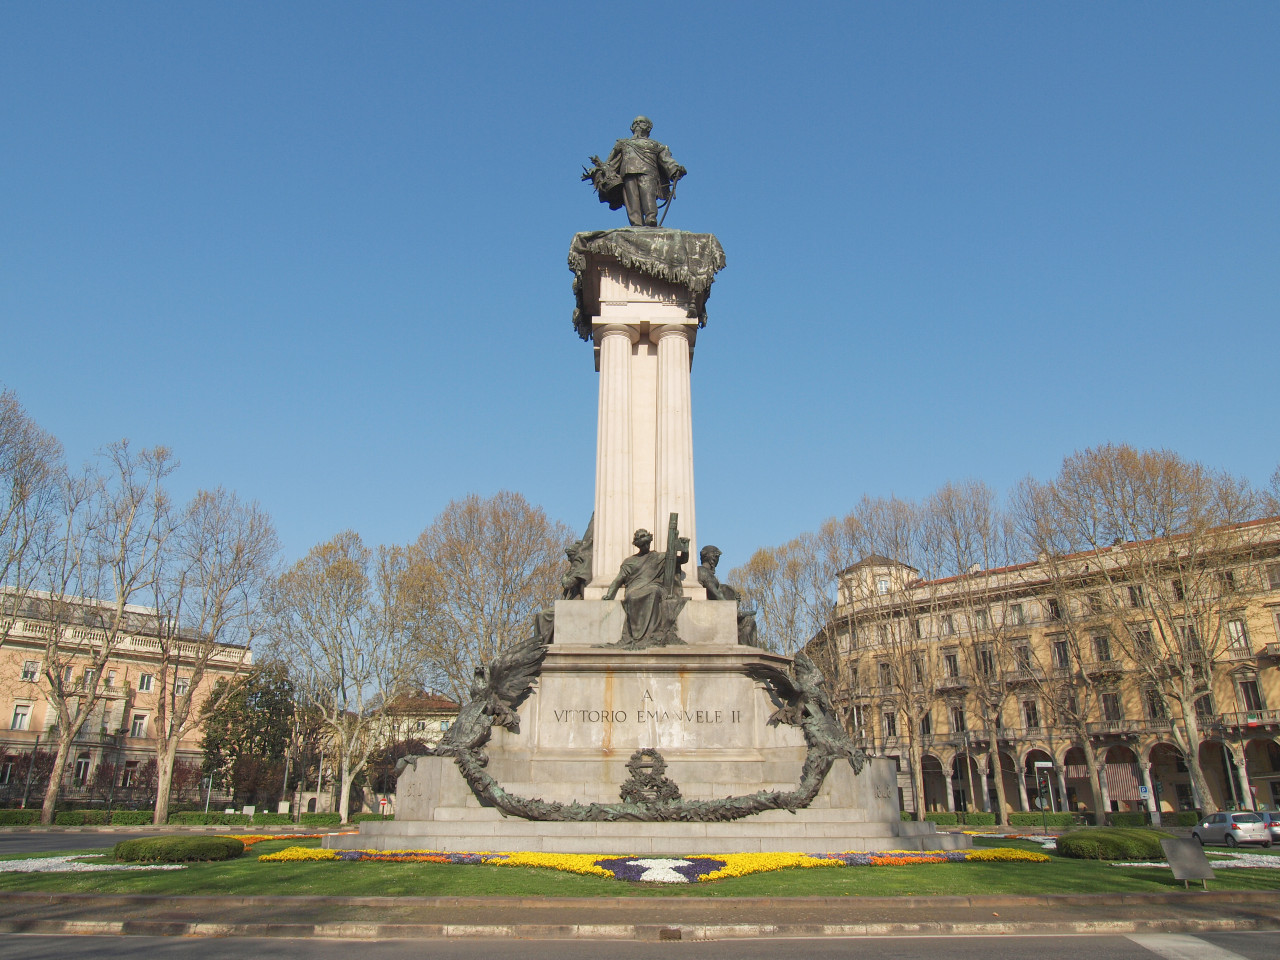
[0,933,1274,960]
[0,830,176,855]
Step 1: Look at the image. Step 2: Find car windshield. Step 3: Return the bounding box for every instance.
[1232,813,1262,823]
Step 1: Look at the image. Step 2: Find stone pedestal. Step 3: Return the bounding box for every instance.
[326,624,965,854]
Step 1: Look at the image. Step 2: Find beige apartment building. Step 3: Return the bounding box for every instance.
[815,518,1280,821]
[0,591,250,806]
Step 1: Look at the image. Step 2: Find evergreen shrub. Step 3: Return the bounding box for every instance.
[114,835,245,863]
[1056,827,1174,860]
[1107,812,1151,828]
[166,812,252,826]
[923,812,959,826]
[54,810,109,826]
[109,811,154,826]
[961,812,996,826]
[0,810,40,825]
[1008,812,1081,827]
[351,812,393,823]
[300,813,341,826]
[251,812,293,826]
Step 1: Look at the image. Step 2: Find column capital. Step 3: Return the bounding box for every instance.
[651,322,696,343]
[592,322,641,346]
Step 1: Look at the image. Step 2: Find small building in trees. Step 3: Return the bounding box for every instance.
[0,589,248,808]
[814,518,1280,821]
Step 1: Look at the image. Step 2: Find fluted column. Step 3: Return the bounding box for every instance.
[652,323,696,566]
[591,323,640,589]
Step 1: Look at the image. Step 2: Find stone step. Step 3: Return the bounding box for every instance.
[356,818,903,839]
[325,826,970,856]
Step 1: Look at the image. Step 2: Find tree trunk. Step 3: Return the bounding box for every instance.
[1174,709,1216,815]
[1079,735,1108,826]
[988,741,1009,825]
[152,738,181,826]
[908,737,926,819]
[40,733,74,825]
[338,759,352,824]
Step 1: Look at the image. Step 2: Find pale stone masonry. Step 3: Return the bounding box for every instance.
[815,518,1280,819]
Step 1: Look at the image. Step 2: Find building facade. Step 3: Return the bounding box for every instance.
[0,591,250,808]
[815,519,1280,821]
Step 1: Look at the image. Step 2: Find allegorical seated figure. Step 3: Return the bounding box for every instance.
[697,545,759,647]
[603,528,687,647]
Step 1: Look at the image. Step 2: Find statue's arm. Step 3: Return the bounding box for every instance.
[602,565,629,600]
[658,144,686,180]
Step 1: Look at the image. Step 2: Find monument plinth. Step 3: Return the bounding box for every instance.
[325,120,964,856]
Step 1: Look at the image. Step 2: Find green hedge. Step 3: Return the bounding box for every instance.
[1008,812,1082,827]
[114,835,245,863]
[923,812,959,826]
[0,810,40,825]
[166,812,252,826]
[351,812,394,823]
[962,812,996,826]
[1169,811,1203,827]
[109,811,155,825]
[1107,812,1155,827]
[54,810,110,825]
[300,813,341,826]
[1056,827,1175,860]
[251,813,293,826]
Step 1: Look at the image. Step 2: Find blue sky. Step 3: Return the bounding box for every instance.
[2,2,1277,569]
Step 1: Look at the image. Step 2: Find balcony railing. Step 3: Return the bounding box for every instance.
[1085,718,1171,737]
[934,674,970,692]
[1218,710,1280,728]
[44,726,122,747]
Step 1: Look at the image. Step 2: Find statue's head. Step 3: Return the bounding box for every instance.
[630,115,653,137]
[633,528,653,548]
[700,545,721,565]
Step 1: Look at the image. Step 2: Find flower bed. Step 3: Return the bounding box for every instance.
[257,845,1049,880]
[230,834,323,849]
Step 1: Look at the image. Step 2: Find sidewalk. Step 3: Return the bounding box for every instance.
[0,890,1276,941]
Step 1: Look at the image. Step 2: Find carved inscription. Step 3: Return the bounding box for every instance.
[550,688,743,726]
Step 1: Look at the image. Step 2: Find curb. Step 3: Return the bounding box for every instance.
[0,916,1274,941]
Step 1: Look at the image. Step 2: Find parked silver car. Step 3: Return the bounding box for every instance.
[1256,811,1280,843]
[1191,811,1272,847]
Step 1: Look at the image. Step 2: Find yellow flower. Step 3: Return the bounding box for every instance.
[694,853,840,882]
[485,852,615,878]
[258,846,338,862]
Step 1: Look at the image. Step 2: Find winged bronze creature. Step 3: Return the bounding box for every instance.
[745,652,868,774]
[407,629,550,769]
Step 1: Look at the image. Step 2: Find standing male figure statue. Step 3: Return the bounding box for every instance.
[582,116,686,227]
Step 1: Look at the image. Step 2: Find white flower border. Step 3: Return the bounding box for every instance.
[0,855,186,873]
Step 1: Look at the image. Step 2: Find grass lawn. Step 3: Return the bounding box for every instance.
[0,836,1277,898]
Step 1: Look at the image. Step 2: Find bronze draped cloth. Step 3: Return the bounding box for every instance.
[568,228,727,341]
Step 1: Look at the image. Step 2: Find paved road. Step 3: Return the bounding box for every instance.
[0,830,175,855]
[0,933,1273,960]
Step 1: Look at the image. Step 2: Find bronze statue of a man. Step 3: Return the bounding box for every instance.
[697,545,759,647]
[583,116,686,227]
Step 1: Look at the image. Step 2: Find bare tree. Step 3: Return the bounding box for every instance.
[145,488,279,824]
[731,531,835,655]
[406,492,571,703]
[39,442,178,824]
[1021,444,1261,815]
[919,480,1023,824]
[268,532,425,823]
[0,389,63,644]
